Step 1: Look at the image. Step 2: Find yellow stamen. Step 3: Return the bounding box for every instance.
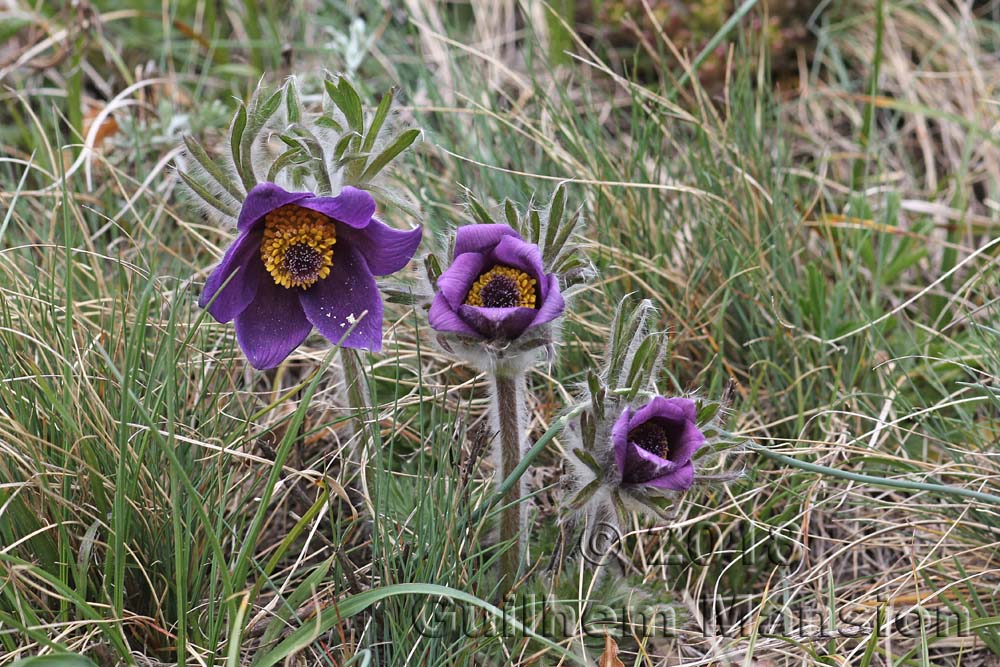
[464,265,537,309]
[260,205,337,289]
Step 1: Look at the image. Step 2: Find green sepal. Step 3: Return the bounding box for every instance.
[579,410,596,449]
[572,447,601,476]
[587,370,605,412]
[568,477,602,510]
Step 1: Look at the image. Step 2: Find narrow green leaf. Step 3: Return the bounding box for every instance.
[503,198,519,228]
[266,148,306,182]
[611,490,629,525]
[248,486,330,605]
[547,209,581,267]
[696,400,720,425]
[256,557,335,655]
[543,184,566,255]
[284,79,300,124]
[179,172,239,218]
[183,135,244,200]
[467,196,495,226]
[580,410,596,449]
[859,604,884,666]
[254,584,587,667]
[362,87,395,153]
[625,332,665,398]
[424,253,442,287]
[230,104,250,191]
[528,208,541,244]
[334,131,361,162]
[9,656,97,667]
[676,0,760,89]
[608,296,650,384]
[588,373,605,422]
[239,88,283,188]
[255,88,284,125]
[287,124,332,194]
[226,593,250,667]
[325,77,364,133]
[358,128,420,183]
[314,115,344,132]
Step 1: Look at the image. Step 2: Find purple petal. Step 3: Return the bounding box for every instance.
[630,396,697,430]
[238,183,311,232]
[299,243,383,351]
[622,441,675,484]
[341,218,422,276]
[428,293,481,337]
[611,407,632,478]
[298,186,376,230]
[645,461,695,491]
[490,235,545,288]
[530,274,565,328]
[629,396,704,464]
[234,277,312,369]
[457,305,537,340]
[435,253,487,309]
[454,223,521,256]
[671,420,707,465]
[198,231,264,323]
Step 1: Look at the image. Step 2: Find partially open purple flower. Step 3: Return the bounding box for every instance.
[199,183,422,369]
[428,224,564,340]
[612,396,706,491]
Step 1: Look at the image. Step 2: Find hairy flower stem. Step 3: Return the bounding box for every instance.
[492,371,525,598]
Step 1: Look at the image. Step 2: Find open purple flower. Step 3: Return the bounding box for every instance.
[613,396,706,491]
[428,224,564,340]
[199,183,422,369]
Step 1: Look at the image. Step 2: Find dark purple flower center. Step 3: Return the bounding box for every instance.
[282,243,324,284]
[628,418,683,461]
[464,265,538,309]
[480,274,519,307]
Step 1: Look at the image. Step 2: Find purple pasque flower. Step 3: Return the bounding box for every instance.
[199,183,422,369]
[428,224,564,340]
[612,396,706,491]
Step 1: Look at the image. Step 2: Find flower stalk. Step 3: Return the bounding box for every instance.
[491,370,526,597]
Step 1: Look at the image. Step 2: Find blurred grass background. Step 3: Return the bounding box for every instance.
[0,0,999,665]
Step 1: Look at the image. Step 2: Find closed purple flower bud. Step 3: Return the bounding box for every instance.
[198,182,422,369]
[428,224,565,341]
[612,396,706,491]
